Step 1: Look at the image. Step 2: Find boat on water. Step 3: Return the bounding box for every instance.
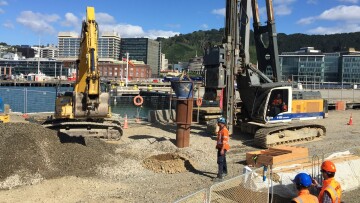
[25,72,52,81]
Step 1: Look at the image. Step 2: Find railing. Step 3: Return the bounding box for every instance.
[175,147,360,203]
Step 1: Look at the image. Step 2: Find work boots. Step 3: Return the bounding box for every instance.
[212,173,226,182]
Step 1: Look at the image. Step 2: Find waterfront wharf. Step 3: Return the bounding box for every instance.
[0,80,74,87]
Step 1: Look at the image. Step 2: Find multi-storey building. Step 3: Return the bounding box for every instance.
[324,53,340,82]
[280,47,325,82]
[279,47,360,84]
[98,61,151,80]
[58,32,80,59]
[58,32,121,61]
[0,59,67,77]
[120,38,160,77]
[98,32,121,60]
[160,53,168,71]
[40,45,59,59]
[340,49,360,83]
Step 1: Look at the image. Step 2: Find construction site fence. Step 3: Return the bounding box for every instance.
[0,87,173,118]
[175,146,360,203]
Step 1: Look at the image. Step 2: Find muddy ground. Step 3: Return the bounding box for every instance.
[0,110,359,202]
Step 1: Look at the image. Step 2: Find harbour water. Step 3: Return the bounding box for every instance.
[0,86,170,118]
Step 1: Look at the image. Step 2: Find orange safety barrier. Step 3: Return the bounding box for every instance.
[335,101,346,111]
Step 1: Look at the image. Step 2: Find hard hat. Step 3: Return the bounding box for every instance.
[217,117,226,124]
[321,160,336,173]
[293,173,312,187]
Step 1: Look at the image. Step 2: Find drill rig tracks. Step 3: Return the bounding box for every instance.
[254,122,326,148]
[42,119,123,140]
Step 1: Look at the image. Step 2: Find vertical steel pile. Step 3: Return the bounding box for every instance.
[170,80,194,148]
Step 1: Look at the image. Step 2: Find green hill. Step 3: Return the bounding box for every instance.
[158,29,360,65]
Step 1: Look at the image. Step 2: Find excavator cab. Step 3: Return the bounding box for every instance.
[265,87,291,122]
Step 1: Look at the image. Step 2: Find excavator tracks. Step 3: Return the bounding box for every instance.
[42,119,123,140]
[253,122,326,148]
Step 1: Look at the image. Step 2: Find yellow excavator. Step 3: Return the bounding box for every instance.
[43,7,122,139]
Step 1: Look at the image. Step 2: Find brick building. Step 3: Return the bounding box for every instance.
[98,62,151,81]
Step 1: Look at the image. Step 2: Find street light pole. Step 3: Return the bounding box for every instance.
[126,52,129,87]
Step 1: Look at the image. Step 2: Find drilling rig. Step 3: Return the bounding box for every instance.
[203,0,326,148]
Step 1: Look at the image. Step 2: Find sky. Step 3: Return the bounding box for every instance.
[0,0,360,46]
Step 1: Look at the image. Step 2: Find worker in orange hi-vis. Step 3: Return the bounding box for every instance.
[312,160,342,203]
[291,173,318,203]
[213,117,230,182]
[272,93,283,105]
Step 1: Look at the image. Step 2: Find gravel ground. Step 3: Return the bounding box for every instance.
[0,110,359,202]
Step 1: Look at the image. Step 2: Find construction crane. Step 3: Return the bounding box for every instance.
[43,7,122,139]
[203,0,326,148]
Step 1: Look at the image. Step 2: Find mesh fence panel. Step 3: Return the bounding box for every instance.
[26,89,56,113]
[0,88,26,113]
[209,167,269,203]
[0,88,56,113]
[174,189,208,203]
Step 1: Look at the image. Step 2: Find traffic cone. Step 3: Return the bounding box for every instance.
[123,114,129,129]
[347,114,353,125]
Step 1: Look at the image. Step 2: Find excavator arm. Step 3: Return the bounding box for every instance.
[73,7,109,118]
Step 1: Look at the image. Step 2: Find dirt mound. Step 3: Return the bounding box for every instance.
[0,123,115,189]
[142,153,194,174]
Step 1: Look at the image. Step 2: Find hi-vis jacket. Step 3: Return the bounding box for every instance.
[216,127,230,151]
[318,177,341,203]
[292,189,318,203]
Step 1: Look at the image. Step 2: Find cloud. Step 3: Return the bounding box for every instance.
[297,5,360,26]
[16,11,60,34]
[0,8,3,14]
[0,0,7,6]
[145,30,180,39]
[338,0,358,3]
[307,23,360,34]
[100,23,179,39]
[212,8,225,16]
[165,24,181,29]
[318,5,360,21]
[200,24,209,30]
[273,0,296,16]
[297,17,316,25]
[96,12,115,24]
[100,24,144,37]
[3,21,14,29]
[275,5,292,15]
[61,13,79,28]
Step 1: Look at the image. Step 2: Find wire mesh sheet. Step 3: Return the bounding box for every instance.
[0,88,56,113]
[174,189,208,203]
[209,168,269,203]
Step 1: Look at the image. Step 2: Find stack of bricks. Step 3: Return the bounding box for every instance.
[246,146,309,167]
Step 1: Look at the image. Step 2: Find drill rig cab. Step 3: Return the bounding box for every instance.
[43,7,122,139]
[203,0,326,148]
